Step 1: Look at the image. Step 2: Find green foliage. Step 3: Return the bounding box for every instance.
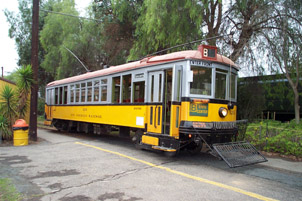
[40,0,82,79]
[38,97,45,116]
[129,0,203,60]
[16,65,34,119]
[245,120,302,157]
[0,178,21,201]
[0,85,17,140]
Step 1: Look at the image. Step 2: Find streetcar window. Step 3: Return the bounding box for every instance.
[230,73,236,99]
[176,70,181,101]
[190,66,212,96]
[122,74,131,103]
[70,85,75,103]
[81,83,86,102]
[59,87,63,104]
[101,86,107,102]
[75,84,80,103]
[215,70,227,99]
[87,82,92,102]
[112,77,120,103]
[133,81,145,103]
[101,79,107,102]
[93,81,99,102]
[151,75,154,102]
[50,89,54,105]
[55,88,58,105]
[63,86,68,104]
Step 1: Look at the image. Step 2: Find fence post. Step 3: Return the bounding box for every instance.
[265,122,268,149]
[259,124,262,149]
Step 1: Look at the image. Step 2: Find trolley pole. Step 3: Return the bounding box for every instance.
[29,0,39,141]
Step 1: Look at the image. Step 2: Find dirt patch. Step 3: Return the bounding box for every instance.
[48,182,63,190]
[98,192,142,201]
[30,169,80,179]
[59,195,93,201]
[0,155,32,165]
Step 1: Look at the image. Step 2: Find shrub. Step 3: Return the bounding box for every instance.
[245,120,302,157]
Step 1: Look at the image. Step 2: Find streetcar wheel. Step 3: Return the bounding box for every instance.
[133,130,143,150]
[187,142,203,155]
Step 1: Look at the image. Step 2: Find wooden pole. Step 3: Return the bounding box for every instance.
[29,0,39,141]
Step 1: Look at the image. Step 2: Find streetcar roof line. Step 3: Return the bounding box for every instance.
[47,48,238,87]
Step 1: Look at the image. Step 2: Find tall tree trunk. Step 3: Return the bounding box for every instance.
[294,88,300,124]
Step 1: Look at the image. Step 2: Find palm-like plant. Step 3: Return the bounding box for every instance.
[0,115,10,140]
[0,85,17,139]
[16,65,34,119]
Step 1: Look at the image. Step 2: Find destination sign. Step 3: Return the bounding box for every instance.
[190,103,208,117]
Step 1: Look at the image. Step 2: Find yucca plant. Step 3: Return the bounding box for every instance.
[0,115,10,141]
[16,65,34,119]
[0,85,17,139]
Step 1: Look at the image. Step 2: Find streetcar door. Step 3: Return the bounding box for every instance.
[169,65,182,137]
[147,71,164,134]
[162,66,182,136]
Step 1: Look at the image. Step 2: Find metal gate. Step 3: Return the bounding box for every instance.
[213,141,268,168]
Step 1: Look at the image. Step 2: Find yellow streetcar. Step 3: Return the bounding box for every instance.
[45,45,266,167]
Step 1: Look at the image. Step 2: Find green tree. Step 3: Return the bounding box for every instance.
[40,0,82,79]
[128,0,202,60]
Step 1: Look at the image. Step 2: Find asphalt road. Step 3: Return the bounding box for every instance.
[0,128,301,201]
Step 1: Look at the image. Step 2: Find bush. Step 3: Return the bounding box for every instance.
[245,120,302,157]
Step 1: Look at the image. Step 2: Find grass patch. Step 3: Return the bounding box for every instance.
[0,178,21,201]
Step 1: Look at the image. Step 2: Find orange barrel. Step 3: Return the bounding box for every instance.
[13,119,29,146]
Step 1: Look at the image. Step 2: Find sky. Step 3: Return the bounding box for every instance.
[0,0,91,76]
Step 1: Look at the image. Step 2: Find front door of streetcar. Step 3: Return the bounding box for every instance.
[147,67,182,135]
[162,66,182,136]
[147,71,164,134]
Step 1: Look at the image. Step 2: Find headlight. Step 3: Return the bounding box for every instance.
[219,107,228,118]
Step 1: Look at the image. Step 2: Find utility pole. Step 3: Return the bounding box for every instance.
[29,0,39,141]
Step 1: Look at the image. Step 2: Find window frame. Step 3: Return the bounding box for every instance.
[189,65,214,98]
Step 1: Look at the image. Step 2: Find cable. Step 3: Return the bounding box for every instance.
[40,9,103,23]
[140,34,230,60]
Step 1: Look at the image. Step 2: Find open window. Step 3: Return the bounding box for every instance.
[122,74,131,103]
[133,81,145,102]
[112,77,120,103]
[63,86,68,104]
[70,85,75,103]
[81,83,86,102]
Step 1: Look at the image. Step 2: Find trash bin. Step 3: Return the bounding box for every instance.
[13,119,29,146]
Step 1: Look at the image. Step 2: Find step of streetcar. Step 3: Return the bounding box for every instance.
[152,146,177,152]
